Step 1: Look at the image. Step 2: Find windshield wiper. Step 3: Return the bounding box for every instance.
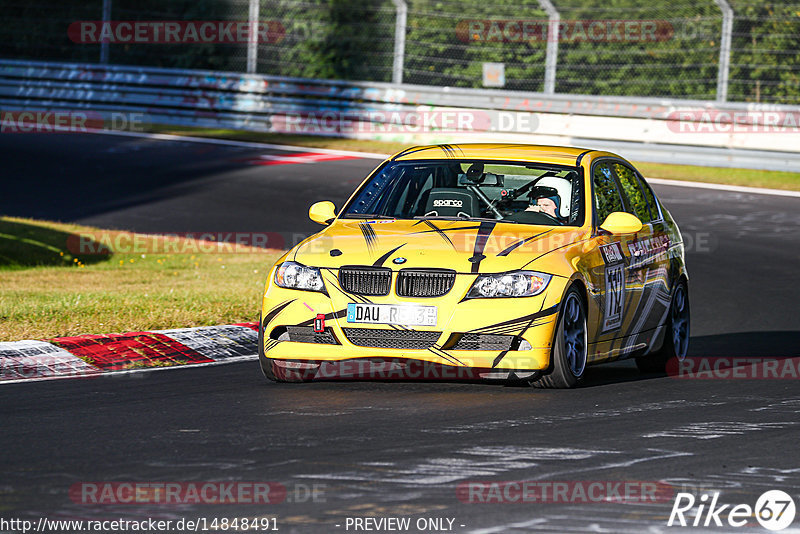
[413,215,517,224]
[342,214,397,220]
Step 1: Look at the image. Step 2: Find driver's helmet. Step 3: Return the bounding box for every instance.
[528,176,573,219]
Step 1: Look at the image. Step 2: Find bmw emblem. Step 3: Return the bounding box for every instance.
[392,257,407,265]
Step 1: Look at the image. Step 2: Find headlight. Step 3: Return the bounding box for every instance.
[274,261,326,292]
[467,271,551,298]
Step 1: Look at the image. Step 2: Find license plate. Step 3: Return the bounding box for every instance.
[346,303,437,326]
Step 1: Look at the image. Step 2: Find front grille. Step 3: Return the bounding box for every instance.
[396,269,456,297]
[343,328,441,349]
[447,333,516,351]
[339,266,391,296]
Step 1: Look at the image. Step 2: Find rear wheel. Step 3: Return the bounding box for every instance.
[636,280,690,373]
[532,287,587,389]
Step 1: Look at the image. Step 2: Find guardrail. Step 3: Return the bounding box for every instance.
[2,59,799,171]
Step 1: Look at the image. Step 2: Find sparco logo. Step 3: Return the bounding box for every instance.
[433,199,463,208]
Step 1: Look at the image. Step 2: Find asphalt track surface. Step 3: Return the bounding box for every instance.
[2,133,800,533]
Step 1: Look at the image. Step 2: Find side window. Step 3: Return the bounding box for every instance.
[637,174,661,221]
[613,163,652,223]
[592,162,624,224]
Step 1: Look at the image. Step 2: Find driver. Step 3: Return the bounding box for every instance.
[525,186,562,220]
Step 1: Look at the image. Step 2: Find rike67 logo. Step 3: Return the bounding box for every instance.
[668,490,796,531]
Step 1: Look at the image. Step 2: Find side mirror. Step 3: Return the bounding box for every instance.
[599,212,643,234]
[309,201,337,225]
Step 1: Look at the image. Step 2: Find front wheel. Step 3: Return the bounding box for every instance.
[258,323,318,383]
[636,280,690,373]
[531,287,588,389]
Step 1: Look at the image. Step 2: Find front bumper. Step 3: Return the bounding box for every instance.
[260,271,566,371]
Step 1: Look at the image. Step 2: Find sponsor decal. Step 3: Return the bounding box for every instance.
[433,199,464,208]
[600,242,625,331]
[600,241,625,265]
[628,234,670,268]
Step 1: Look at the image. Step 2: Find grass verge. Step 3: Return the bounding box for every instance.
[0,216,282,341]
[148,125,800,192]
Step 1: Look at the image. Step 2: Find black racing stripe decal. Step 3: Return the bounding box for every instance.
[326,274,372,304]
[264,339,280,351]
[421,220,456,250]
[520,237,591,269]
[445,144,464,157]
[428,344,465,366]
[262,299,297,329]
[469,221,496,274]
[491,301,554,368]
[411,224,484,235]
[358,221,378,253]
[470,303,559,334]
[492,350,510,368]
[393,145,435,160]
[496,230,552,257]
[372,244,406,267]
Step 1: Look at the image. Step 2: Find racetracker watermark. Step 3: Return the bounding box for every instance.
[271,110,538,135]
[276,359,495,381]
[67,231,288,255]
[456,481,675,503]
[69,482,325,505]
[667,357,800,380]
[68,21,285,44]
[0,111,145,133]
[667,110,800,133]
[456,19,674,43]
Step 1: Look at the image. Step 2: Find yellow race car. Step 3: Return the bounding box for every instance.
[259,144,689,388]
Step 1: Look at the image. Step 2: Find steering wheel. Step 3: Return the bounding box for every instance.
[507,209,564,225]
[535,210,563,225]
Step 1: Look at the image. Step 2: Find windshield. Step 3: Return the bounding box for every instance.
[341,160,584,226]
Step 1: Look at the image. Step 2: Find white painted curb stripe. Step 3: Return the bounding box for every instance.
[94,130,800,199]
[93,129,389,160]
[0,324,259,385]
[0,340,99,381]
[154,325,258,362]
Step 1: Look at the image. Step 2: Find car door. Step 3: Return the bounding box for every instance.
[582,159,643,361]
[612,162,672,336]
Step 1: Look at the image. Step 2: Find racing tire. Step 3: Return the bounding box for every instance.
[636,279,690,373]
[258,322,318,383]
[531,287,588,389]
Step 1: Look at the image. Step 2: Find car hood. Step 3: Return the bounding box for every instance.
[292,218,588,273]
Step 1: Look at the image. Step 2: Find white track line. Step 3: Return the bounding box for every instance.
[646,177,800,198]
[94,129,388,159]
[0,356,256,385]
[95,130,800,198]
